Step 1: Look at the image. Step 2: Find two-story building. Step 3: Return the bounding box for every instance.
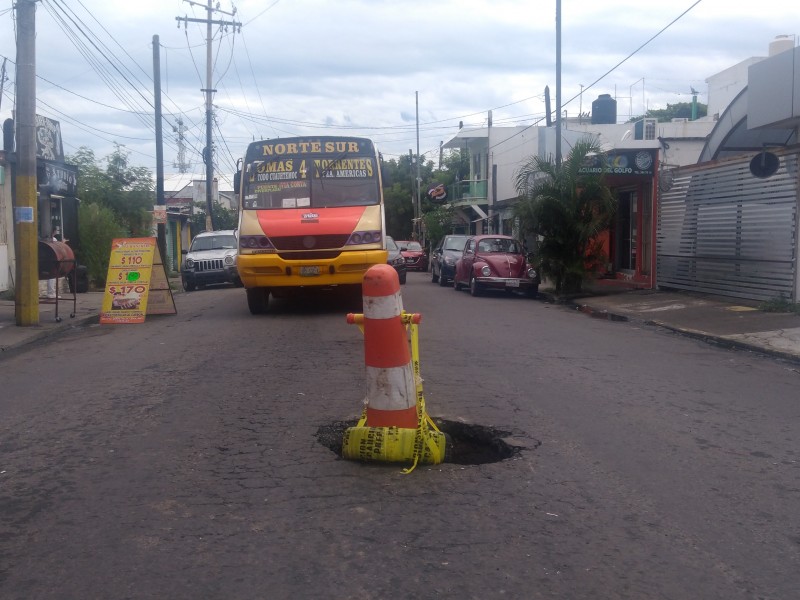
[444,108,715,289]
[443,36,799,300]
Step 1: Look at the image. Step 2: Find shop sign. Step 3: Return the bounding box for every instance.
[35,115,64,161]
[37,159,78,196]
[579,149,656,177]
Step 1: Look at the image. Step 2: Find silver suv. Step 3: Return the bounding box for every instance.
[181,230,241,291]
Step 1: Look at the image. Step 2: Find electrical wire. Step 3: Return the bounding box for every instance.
[489,0,704,152]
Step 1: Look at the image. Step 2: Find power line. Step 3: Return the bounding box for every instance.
[489,0,704,153]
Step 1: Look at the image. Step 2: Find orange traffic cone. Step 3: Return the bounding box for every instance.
[360,263,417,428]
[343,264,446,468]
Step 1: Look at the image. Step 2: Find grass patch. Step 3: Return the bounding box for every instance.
[759,297,800,314]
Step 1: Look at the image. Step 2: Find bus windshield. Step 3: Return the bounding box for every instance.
[242,139,380,210]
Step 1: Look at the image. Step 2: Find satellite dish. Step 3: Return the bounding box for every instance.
[749,151,780,178]
[659,169,674,192]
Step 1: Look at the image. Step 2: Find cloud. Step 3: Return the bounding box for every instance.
[1,0,796,171]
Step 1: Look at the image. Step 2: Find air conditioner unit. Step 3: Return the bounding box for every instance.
[634,118,657,140]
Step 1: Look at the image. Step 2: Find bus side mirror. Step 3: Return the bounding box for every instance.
[233,170,241,195]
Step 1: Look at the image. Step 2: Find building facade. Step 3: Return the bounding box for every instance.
[442,36,799,298]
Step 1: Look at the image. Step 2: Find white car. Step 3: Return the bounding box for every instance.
[181,230,242,291]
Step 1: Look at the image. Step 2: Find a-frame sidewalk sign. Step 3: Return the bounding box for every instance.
[99,237,177,325]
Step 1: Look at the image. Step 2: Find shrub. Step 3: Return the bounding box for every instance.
[758,297,800,314]
[78,203,127,288]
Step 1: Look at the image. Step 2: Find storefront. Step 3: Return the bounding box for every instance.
[581,148,658,289]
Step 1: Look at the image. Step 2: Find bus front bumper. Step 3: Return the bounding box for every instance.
[237,250,388,289]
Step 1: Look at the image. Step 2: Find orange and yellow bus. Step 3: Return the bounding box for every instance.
[235,136,388,314]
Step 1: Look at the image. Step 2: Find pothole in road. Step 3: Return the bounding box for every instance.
[316,419,535,465]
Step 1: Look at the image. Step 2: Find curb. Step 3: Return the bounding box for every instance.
[644,319,800,366]
[569,299,800,366]
[0,312,100,359]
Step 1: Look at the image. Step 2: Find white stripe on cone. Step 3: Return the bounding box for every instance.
[365,365,416,411]
[364,290,404,320]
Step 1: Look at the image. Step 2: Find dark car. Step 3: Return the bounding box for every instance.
[181,230,242,291]
[396,240,428,272]
[430,234,469,286]
[453,235,539,297]
[385,236,407,284]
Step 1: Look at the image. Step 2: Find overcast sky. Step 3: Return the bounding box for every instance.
[0,0,797,176]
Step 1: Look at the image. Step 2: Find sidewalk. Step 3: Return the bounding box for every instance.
[2,284,800,364]
[0,291,105,354]
[545,283,800,364]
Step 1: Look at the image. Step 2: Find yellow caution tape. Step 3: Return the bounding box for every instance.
[342,426,446,464]
[343,312,445,470]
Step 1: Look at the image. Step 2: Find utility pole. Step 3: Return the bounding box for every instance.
[176,1,241,232]
[408,149,415,237]
[555,0,562,166]
[415,91,421,243]
[0,58,7,112]
[153,35,166,264]
[14,0,38,326]
[487,110,493,234]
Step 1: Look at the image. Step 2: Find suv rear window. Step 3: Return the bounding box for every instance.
[191,234,237,251]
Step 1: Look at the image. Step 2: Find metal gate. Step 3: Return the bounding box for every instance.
[657,150,799,302]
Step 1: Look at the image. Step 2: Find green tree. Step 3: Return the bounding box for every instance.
[67,145,155,287]
[420,149,466,249]
[191,200,238,233]
[384,183,414,240]
[421,204,458,248]
[629,101,707,123]
[514,137,616,295]
[78,203,127,287]
[68,144,154,236]
[381,152,440,241]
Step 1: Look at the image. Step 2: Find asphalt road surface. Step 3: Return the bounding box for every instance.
[1,273,798,599]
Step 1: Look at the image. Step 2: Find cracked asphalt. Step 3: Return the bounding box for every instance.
[1,275,798,599]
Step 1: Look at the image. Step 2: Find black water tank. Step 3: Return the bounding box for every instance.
[591,94,617,124]
[3,118,14,153]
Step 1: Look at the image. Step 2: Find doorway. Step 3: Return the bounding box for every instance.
[616,189,637,272]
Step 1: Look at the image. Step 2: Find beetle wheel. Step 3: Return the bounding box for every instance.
[469,275,482,297]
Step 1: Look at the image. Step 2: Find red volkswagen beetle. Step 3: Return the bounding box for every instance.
[453,235,539,297]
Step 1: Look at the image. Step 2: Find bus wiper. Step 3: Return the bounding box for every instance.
[318,152,349,177]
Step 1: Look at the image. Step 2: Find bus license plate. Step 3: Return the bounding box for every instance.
[300,266,320,277]
[506,279,520,288]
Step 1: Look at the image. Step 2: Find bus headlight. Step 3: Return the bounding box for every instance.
[346,230,382,245]
[240,235,274,250]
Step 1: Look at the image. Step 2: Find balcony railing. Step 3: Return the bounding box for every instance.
[448,179,487,203]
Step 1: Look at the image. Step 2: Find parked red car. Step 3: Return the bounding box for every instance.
[453,235,539,297]
[396,240,428,272]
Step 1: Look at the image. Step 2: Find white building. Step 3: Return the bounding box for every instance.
[441,36,798,296]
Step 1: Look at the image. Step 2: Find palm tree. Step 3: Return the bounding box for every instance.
[514,137,615,295]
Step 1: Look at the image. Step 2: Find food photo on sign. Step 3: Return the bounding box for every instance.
[110,287,143,311]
